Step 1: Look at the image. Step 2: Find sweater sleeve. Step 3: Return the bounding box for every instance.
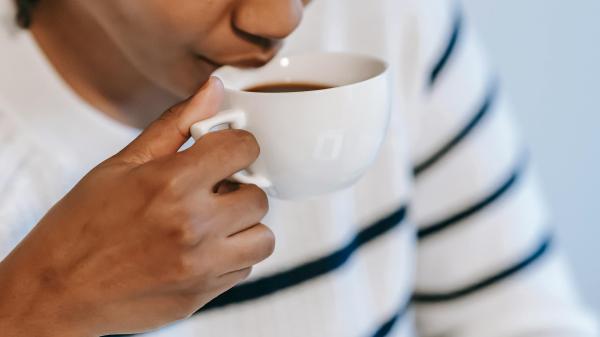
[405,1,598,336]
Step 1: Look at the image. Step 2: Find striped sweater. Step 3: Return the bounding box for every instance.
[0,0,597,336]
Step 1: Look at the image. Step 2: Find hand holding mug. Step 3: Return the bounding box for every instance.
[0,78,274,337]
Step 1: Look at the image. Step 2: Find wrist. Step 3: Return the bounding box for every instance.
[0,258,96,337]
[0,320,92,337]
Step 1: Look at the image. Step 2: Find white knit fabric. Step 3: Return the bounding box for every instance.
[0,0,597,336]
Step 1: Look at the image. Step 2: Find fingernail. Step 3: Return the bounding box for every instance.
[189,77,221,100]
[202,76,223,92]
[209,76,224,92]
[185,76,224,119]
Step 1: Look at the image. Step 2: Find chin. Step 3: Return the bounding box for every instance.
[172,61,217,98]
[187,75,213,97]
[161,73,212,100]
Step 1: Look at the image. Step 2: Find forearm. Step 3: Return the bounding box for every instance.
[0,319,88,337]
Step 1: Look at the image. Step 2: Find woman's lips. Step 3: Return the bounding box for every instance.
[197,54,222,69]
[228,57,272,68]
[198,43,283,69]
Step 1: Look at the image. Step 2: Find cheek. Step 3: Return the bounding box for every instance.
[128,40,214,98]
[117,0,224,55]
[92,1,219,96]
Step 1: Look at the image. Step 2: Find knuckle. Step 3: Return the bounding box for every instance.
[163,105,179,118]
[245,184,269,215]
[157,104,184,125]
[166,222,200,247]
[254,224,276,260]
[155,112,171,124]
[170,254,211,285]
[153,112,185,138]
[154,173,189,202]
[160,175,183,196]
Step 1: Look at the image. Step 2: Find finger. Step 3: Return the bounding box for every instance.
[211,267,253,293]
[220,223,275,274]
[218,267,253,284]
[213,183,269,236]
[117,77,224,164]
[179,128,261,185]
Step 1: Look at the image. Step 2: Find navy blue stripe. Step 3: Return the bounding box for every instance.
[106,206,408,337]
[429,8,463,86]
[413,80,499,177]
[413,234,553,303]
[417,155,527,240]
[198,205,408,312]
[370,298,412,337]
[110,206,407,337]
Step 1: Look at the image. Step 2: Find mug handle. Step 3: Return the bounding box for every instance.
[190,109,272,189]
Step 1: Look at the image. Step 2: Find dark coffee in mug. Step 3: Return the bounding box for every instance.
[245,82,333,93]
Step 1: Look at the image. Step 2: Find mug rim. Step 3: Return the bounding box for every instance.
[213,51,389,95]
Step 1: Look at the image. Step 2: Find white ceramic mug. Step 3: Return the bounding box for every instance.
[191,52,390,200]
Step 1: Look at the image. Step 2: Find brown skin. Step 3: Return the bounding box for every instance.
[0,0,309,336]
[29,0,306,127]
[0,79,274,337]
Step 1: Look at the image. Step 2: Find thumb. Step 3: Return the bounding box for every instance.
[117,77,224,164]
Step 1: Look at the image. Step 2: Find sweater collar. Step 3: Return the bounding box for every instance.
[0,2,139,171]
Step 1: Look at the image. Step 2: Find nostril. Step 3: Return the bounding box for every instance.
[231,0,303,41]
[231,23,279,51]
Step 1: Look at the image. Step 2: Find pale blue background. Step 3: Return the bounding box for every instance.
[463,0,600,314]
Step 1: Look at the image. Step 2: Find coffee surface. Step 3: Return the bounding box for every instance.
[245,82,332,93]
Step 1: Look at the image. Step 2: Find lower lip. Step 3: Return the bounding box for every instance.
[197,54,222,69]
[231,59,270,68]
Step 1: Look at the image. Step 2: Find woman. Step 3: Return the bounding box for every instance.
[0,0,596,336]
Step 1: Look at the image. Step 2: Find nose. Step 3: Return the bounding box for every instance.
[232,0,304,41]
